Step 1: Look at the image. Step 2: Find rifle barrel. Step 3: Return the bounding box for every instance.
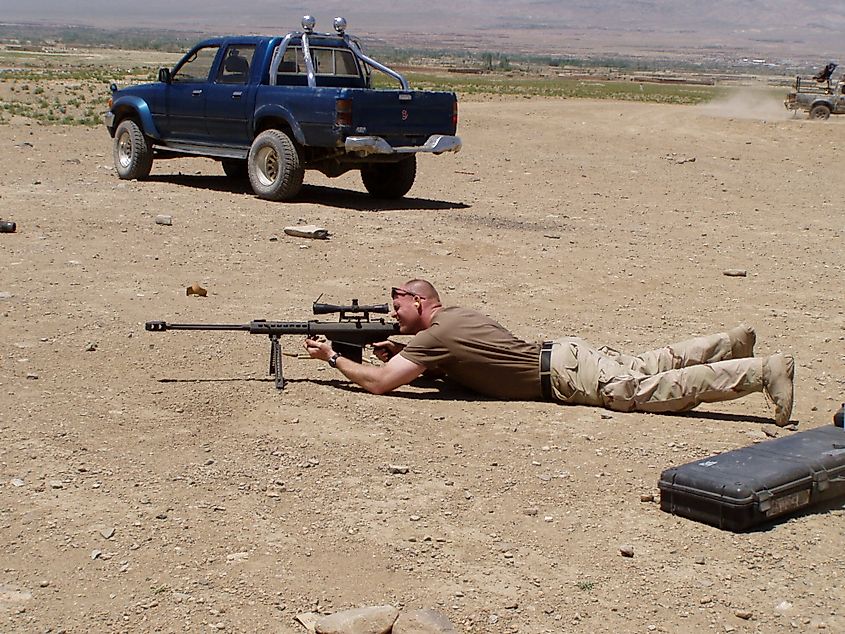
[145,321,252,332]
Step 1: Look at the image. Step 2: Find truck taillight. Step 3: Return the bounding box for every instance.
[452,101,458,128]
[336,98,352,126]
[107,97,113,109]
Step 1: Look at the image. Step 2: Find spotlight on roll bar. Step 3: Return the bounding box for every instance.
[301,15,315,32]
[333,17,347,34]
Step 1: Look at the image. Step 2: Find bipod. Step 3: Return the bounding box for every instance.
[268,334,285,389]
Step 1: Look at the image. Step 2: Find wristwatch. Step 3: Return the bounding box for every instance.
[328,352,341,368]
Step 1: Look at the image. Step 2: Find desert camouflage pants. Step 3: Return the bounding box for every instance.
[548,330,763,413]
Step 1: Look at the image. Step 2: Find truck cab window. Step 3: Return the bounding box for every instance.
[217,45,256,84]
[276,46,360,78]
[173,46,219,83]
[314,49,333,74]
[335,50,359,76]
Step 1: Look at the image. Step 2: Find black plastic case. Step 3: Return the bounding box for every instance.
[658,426,845,531]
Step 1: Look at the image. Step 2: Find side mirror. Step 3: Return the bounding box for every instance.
[158,67,171,83]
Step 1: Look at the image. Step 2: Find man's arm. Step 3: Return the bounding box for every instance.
[335,353,424,394]
[305,338,425,394]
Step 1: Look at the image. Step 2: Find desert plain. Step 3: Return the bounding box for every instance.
[0,87,844,633]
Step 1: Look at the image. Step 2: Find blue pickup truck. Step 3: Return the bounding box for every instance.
[104,16,461,200]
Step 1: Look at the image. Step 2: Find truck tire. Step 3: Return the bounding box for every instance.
[809,104,831,120]
[247,130,304,201]
[221,159,248,179]
[113,118,153,180]
[361,156,417,199]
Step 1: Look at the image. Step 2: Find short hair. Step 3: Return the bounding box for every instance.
[403,279,440,302]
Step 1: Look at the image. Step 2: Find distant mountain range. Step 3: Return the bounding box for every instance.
[4,1,843,62]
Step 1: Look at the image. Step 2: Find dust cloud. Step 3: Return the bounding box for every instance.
[697,88,795,121]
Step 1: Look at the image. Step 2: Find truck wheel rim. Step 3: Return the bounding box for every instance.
[255,146,279,186]
[117,131,133,168]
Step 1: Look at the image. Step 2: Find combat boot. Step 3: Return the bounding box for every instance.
[763,353,794,426]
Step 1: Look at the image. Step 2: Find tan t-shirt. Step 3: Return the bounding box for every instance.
[399,306,542,399]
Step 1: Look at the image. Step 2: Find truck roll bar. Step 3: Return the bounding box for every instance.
[268,15,409,91]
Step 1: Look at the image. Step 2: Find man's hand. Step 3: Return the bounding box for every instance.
[304,337,334,362]
[304,336,424,395]
[372,340,405,363]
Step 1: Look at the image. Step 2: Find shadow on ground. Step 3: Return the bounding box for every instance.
[146,175,469,211]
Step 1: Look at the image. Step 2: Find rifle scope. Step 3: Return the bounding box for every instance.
[312,298,389,315]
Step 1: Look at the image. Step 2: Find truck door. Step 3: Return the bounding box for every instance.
[161,45,219,140]
[204,44,257,146]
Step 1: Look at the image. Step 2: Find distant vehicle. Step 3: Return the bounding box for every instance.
[784,74,845,120]
[104,16,461,200]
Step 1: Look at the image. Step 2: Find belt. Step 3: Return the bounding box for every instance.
[539,341,553,400]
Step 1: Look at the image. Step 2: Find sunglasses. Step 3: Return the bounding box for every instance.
[391,287,425,300]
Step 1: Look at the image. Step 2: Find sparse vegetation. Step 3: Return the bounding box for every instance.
[373,71,726,104]
[0,22,790,126]
[0,43,165,126]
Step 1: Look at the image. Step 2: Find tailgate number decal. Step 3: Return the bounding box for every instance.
[401,109,409,121]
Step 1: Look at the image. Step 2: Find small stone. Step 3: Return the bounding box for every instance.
[410,515,421,522]
[600,413,613,420]
[392,608,457,633]
[26,373,38,380]
[39,580,50,588]
[100,527,116,539]
[186,283,207,297]
[524,507,539,516]
[640,493,655,502]
[694,555,706,565]
[388,464,409,474]
[775,600,793,613]
[619,544,634,557]
[315,605,399,634]
[91,549,102,560]
[11,478,25,487]
[84,342,97,352]
[296,612,320,632]
[155,215,172,226]
[735,610,753,620]
[284,224,329,240]
[49,480,63,489]
[723,269,747,277]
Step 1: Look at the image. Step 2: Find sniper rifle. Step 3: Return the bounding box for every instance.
[145,298,398,389]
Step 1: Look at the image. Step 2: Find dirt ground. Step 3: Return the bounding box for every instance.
[1,94,844,633]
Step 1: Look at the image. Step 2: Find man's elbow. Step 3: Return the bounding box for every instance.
[367,381,394,396]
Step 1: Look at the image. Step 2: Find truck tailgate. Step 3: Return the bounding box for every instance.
[343,89,457,144]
